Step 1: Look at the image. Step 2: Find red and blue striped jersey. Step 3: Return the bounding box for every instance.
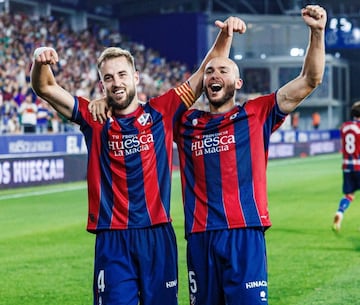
[72,83,195,232]
[341,120,360,172]
[174,92,286,236]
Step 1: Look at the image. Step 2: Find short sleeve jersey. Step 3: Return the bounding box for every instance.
[341,120,360,172]
[174,92,286,236]
[71,83,194,232]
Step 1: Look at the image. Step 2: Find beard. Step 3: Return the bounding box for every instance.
[107,87,136,111]
[204,82,236,110]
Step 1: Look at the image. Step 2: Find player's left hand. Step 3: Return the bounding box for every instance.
[88,97,111,124]
[215,16,247,37]
[301,5,327,30]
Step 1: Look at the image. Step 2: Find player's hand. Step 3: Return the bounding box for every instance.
[88,97,111,124]
[33,47,59,65]
[215,16,246,37]
[301,5,327,31]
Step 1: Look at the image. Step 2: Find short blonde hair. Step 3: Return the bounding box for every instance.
[351,101,360,118]
[97,47,136,71]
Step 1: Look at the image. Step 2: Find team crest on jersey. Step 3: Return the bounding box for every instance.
[137,113,152,126]
[230,112,239,120]
[192,118,198,126]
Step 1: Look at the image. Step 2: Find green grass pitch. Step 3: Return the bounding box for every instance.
[1,153,360,305]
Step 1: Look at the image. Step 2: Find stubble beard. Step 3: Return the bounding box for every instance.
[107,87,136,111]
[205,83,236,110]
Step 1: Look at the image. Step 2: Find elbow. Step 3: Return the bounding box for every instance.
[31,84,44,98]
[306,74,323,90]
[30,78,50,99]
[311,79,322,90]
[30,75,42,96]
[30,83,40,95]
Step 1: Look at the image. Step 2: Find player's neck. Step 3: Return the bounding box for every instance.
[113,99,141,116]
[209,100,236,114]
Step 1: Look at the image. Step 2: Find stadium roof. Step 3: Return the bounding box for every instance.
[82,0,360,17]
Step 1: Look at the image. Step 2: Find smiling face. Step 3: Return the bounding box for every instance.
[98,49,139,115]
[203,57,243,113]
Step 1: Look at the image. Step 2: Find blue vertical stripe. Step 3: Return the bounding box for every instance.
[98,120,115,228]
[151,108,171,219]
[182,111,198,234]
[203,118,226,229]
[234,108,262,226]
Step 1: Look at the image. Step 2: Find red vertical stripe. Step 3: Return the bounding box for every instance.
[219,123,245,228]
[109,136,130,228]
[141,142,168,224]
[191,145,208,232]
[87,129,102,230]
[247,108,270,227]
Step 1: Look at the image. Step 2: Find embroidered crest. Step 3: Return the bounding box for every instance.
[137,113,152,126]
[230,112,239,120]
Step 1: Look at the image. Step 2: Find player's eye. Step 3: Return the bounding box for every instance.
[103,75,113,82]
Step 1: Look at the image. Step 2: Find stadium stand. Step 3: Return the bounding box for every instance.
[2,0,360,134]
[0,11,192,134]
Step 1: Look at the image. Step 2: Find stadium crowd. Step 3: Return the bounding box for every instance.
[0,11,194,134]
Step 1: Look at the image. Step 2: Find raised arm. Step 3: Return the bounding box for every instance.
[30,47,75,119]
[277,5,327,114]
[189,16,246,99]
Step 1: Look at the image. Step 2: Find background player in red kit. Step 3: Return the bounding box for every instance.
[332,101,360,232]
[30,17,246,305]
[174,5,326,305]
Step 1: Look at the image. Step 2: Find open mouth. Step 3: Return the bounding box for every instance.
[210,83,222,92]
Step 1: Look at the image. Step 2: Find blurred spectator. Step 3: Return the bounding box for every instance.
[13,86,29,106]
[18,94,37,133]
[49,111,62,133]
[7,112,21,133]
[312,111,321,129]
[0,95,18,133]
[36,98,50,133]
[292,111,300,130]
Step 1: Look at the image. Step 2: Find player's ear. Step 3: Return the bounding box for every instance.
[134,70,140,85]
[98,80,105,93]
[235,78,243,90]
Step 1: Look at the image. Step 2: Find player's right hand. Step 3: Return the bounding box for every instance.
[33,47,59,65]
[215,16,247,37]
[88,97,111,124]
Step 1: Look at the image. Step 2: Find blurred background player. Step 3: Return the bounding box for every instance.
[332,101,360,232]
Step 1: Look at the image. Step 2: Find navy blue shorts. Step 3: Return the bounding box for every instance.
[343,171,360,194]
[187,228,268,305]
[93,223,178,305]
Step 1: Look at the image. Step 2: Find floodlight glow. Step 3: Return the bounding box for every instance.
[340,17,352,32]
[353,28,360,41]
[329,18,338,30]
[290,48,304,57]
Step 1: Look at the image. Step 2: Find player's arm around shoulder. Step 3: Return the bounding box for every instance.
[277,5,327,114]
[31,47,75,119]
